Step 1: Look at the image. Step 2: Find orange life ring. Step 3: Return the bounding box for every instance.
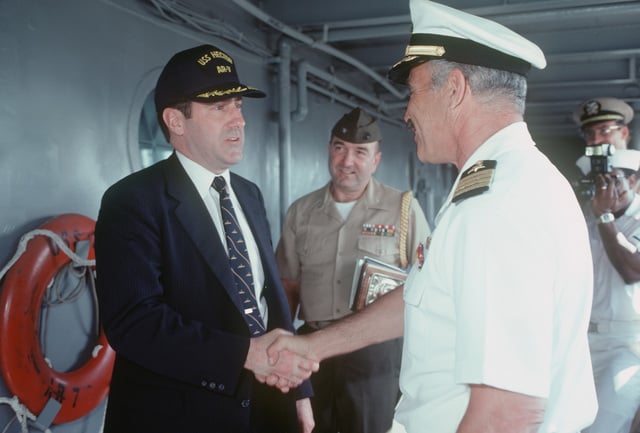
[0,213,115,424]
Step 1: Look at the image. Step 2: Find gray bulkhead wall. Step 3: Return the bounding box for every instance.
[0,0,439,431]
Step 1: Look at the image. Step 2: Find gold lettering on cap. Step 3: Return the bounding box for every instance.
[196,51,233,67]
[405,45,446,57]
[210,50,233,64]
[197,54,212,66]
[217,65,232,74]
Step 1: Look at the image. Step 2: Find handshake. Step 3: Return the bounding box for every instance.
[243,286,403,392]
[244,328,320,393]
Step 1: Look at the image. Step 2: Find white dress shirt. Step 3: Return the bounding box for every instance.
[176,151,268,322]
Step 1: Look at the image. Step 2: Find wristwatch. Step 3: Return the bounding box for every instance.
[598,212,615,224]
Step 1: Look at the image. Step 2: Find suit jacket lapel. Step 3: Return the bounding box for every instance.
[163,155,248,318]
[231,177,270,257]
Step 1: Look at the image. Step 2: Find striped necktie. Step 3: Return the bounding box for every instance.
[212,176,266,335]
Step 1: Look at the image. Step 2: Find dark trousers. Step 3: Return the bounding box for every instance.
[300,324,402,433]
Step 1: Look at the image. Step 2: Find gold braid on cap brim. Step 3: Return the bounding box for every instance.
[582,114,625,125]
[390,45,446,71]
[197,86,252,98]
[405,45,446,57]
[397,34,533,77]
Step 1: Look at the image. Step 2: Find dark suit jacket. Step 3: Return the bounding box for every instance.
[95,153,311,433]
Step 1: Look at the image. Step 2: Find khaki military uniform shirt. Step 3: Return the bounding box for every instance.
[276,178,430,322]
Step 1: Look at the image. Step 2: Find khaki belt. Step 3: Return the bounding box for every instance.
[589,320,640,334]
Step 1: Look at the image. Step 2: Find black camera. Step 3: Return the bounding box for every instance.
[573,143,615,201]
[585,143,615,175]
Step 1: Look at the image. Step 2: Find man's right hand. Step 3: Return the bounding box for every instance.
[267,333,318,367]
[591,172,620,216]
[263,332,320,393]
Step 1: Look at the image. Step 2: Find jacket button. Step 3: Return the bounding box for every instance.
[200,380,208,388]
[217,384,225,391]
[208,382,217,390]
[241,399,250,408]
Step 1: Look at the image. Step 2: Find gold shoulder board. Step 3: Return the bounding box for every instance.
[452,160,497,203]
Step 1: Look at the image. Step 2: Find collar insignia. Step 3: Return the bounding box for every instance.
[452,160,497,203]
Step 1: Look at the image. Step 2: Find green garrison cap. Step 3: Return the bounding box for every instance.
[331,108,382,143]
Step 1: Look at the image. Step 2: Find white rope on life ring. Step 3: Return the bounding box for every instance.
[0,395,48,433]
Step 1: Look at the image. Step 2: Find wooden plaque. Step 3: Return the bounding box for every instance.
[350,256,407,311]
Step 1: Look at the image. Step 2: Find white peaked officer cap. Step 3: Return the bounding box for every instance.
[388,0,547,84]
[611,149,640,172]
[573,97,634,128]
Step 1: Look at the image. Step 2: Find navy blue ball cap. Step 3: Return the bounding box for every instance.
[154,44,266,113]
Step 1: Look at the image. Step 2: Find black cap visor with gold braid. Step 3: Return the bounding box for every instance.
[190,83,264,103]
[388,34,533,85]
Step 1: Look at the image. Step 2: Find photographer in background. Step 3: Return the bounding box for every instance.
[574,97,634,178]
[585,149,640,433]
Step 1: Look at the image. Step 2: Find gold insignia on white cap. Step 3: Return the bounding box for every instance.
[405,45,446,57]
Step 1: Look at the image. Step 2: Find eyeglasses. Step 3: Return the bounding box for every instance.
[580,124,623,141]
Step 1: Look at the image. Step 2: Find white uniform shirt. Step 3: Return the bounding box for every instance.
[585,194,640,433]
[590,194,640,324]
[395,122,597,433]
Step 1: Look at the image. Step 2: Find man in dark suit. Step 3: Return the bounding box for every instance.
[95,44,316,433]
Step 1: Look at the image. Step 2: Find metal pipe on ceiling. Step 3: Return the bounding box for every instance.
[303,1,640,41]
[231,0,408,101]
